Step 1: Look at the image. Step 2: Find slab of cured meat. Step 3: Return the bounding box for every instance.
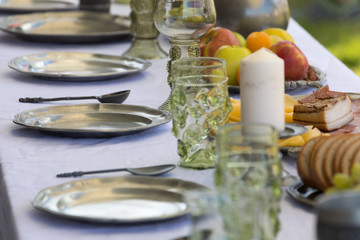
[332,98,360,134]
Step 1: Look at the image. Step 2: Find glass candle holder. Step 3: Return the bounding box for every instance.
[122,0,167,59]
[215,122,282,240]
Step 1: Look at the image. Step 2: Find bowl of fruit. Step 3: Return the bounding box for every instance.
[199,27,326,94]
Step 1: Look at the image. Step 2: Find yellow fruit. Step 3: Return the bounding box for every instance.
[333,173,354,189]
[262,28,295,43]
[214,45,251,86]
[269,35,283,45]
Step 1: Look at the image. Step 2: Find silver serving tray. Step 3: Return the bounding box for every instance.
[0,11,130,43]
[0,0,77,13]
[286,180,322,207]
[228,65,326,94]
[13,103,172,137]
[9,52,151,81]
[32,176,208,223]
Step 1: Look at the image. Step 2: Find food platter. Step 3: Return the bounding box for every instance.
[13,103,172,137]
[286,180,321,206]
[0,0,77,13]
[228,65,326,94]
[8,52,151,81]
[0,11,130,43]
[32,176,208,223]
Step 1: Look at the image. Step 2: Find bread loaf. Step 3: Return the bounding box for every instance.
[297,134,360,191]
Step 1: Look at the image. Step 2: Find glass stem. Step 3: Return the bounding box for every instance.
[158,39,200,111]
[167,39,200,87]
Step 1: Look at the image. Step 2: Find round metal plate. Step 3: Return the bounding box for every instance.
[13,103,172,137]
[32,176,208,223]
[8,52,151,81]
[0,11,130,43]
[279,123,309,139]
[0,0,77,13]
[286,180,321,207]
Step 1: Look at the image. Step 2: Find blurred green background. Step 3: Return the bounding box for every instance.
[289,0,360,76]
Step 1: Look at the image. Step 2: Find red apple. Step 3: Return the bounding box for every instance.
[270,41,309,80]
[200,27,241,57]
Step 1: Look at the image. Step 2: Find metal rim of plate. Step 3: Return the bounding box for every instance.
[227,65,326,94]
[0,0,77,13]
[8,52,151,82]
[280,146,302,159]
[0,11,130,43]
[286,180,322,207]
[13,103,172,137]
[32,176,208,223]
[279,123,308,139]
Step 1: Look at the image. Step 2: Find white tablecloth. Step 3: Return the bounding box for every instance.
[0,3,359,240]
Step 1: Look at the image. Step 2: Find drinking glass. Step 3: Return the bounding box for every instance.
[169,57,232,169]
[317,191,360,240]
[215,122,282,240]
[154,0,216,110]
[79,0,110,12]
[184,189,228,240]
[115,0,130,4]
[122,0,167,59]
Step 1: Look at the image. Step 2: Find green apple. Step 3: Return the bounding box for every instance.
[233,31,246,47]
[214,45,251,86]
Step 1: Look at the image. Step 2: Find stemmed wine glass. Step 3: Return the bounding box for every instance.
[154,0,217,110]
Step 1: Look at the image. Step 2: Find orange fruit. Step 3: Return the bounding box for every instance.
[246,32,272,52]
[262,28,295,43]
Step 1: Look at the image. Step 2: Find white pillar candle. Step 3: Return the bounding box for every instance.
[240,48,285,131]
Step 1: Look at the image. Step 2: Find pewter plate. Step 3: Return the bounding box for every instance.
[279,123,308,139]
[0,0,77,13]
[280,146,302,159]
[0,11,130,43]
[32,176,208,223]
[13,103,172,137]
[9,52,151,81]
[228,65,326,94]
[286,180,322,206]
